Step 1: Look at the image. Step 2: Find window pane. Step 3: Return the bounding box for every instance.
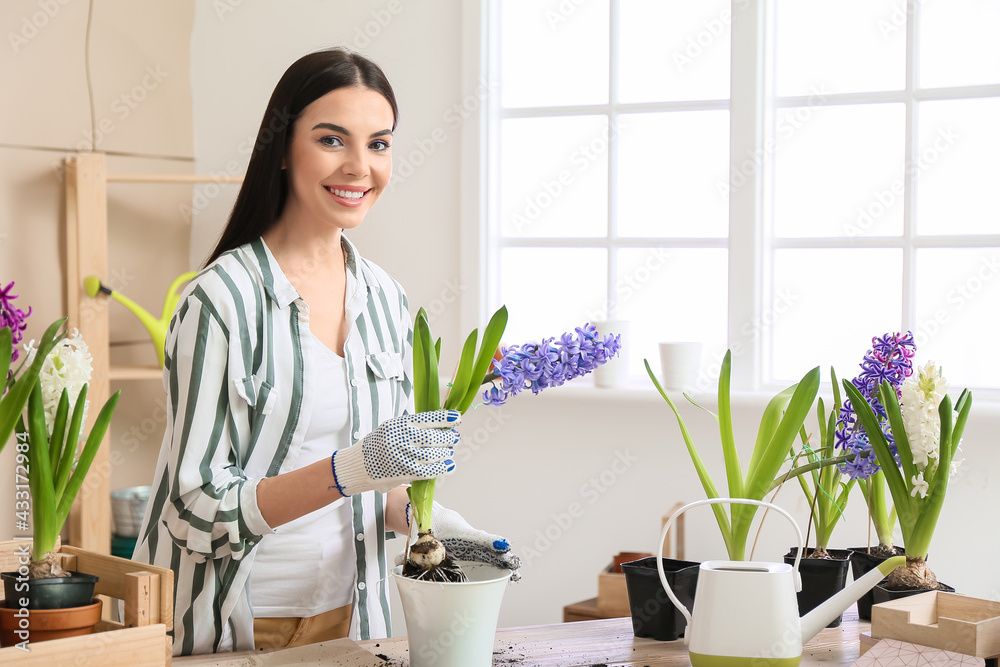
[500,247,607,344]
[500,0,609,108]
[914,248,1000,389]
[773,104,905,238]
[618,0,730,103]
[919,0,1000,88]
[775,0,906,96]
[617,110,729,238]
[770,249,903,383]
[614,248,727,384]
[915,98,1000,236]
[500,116,609,238]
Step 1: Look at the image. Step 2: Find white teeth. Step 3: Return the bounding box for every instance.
[328,187,365,200]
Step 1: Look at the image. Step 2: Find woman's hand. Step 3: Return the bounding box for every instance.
[400,501,522,578]
[330,409,459,496]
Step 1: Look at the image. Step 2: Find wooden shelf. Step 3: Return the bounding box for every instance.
[106,173,243,184]
[64,153,245,554]
[109,366,163,381]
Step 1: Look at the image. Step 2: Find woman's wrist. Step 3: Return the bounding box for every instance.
[386,486,410,533]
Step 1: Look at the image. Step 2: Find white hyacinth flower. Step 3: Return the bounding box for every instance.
[910,472,929,498]
[900,362,948,473]
[23,329,93,438]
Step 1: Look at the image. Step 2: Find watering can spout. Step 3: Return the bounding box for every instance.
[800,555,905,642]
[84,272,196,368]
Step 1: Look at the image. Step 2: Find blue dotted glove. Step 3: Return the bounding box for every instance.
[401,501,522,580]
[330,410,459,496]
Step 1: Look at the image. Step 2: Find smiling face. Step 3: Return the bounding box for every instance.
[280,85,395,232]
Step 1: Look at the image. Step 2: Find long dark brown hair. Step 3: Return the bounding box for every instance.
[205,48,398,266]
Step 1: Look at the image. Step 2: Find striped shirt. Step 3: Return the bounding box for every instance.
[132,236,413,656]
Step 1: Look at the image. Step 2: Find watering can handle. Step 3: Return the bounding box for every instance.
[656,498,804,644]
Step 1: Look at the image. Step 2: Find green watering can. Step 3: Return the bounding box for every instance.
[84,271,197,368]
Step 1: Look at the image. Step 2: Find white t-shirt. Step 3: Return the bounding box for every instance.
[248,334,356,618]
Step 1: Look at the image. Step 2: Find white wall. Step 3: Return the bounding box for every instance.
[189,1,1000,636]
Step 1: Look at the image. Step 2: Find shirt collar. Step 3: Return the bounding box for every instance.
[245,235,375,310]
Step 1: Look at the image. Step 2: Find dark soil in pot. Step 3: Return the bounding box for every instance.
[621,557,700,641]
[872,580,954,607]
[1,571,99,610]
[783,548,852,629]
[849,545,906,621]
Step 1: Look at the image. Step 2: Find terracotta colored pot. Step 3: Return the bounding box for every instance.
[0,598,102,647]
[612,552,653,573]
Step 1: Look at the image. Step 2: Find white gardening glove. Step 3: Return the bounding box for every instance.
[399,501,522,579]
[330,410,459,496]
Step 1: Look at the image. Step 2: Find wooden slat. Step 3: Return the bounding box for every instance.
[174,637,385,666]
[0,539,33,575]
[109,365,163,381]
[124,571,156,627]
[56,553,78,571]
[0,624,167,666]
[60,546,173,632]
[106,173,243,184]
[64,152,112,555]
[872,591,1000,658]
[661,501,686,560]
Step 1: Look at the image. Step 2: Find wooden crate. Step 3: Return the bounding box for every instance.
[0,539,173,665]
[871,591,1000,658]
[596,566,630,617]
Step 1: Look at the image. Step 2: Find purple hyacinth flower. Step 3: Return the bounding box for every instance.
[834,331,915,480]
[1,280,32,367]
[481,322,622,407]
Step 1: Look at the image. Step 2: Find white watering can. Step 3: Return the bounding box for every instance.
[658,498,904,667]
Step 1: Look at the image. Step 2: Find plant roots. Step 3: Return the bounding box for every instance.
[402,531,468,582]
[403,556,468,582]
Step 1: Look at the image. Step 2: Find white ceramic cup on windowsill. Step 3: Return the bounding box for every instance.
[592,320,629,388]
[658,342,702,390]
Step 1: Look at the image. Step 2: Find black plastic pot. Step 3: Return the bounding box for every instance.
[848,545,906,621]
[872,580,954,607]
[1,571,99,610]
[620,557,700,641]
[783,548,852,629]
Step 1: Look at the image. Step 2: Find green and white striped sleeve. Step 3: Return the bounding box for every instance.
[160,292,273,563]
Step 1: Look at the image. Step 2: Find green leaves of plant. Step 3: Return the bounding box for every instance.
[24,375,120,560]
[1,327,11,388]
[26,381,57,561]
[408,305,509,537]
[56,388,119,530]
[646,350,820,560]
[454,306,507,413]
[413,310,439,412]
[842,378,972,560]
[0,318,67,455]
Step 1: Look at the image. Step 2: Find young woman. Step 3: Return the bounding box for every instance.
[133,48,518,657]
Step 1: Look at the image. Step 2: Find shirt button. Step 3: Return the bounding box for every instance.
[353,431,361,439]
[356,533,365,542]
[350,378,358,387]
[358,581,366,591]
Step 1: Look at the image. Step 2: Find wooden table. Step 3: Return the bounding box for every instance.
[355,609,867,666]
[177,610,866,666]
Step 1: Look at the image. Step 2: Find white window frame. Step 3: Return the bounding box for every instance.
[461,0,1000,393]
